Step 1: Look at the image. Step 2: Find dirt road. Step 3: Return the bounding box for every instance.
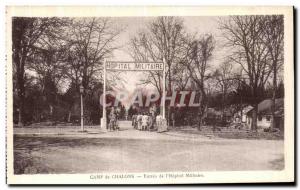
[13,121,284,174]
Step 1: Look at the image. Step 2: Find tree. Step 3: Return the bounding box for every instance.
[63,18,122,122]
[130,31,163,94]
[213,61,235,121]
[261,15,284,130]
[27,20,70,118]
[12,17,66,126]
[130,17,186,123]
[220,16,273,131]
[183,34,215,130]
[65,18,122,92]
[130,17,186,91]
[172,61,190,90]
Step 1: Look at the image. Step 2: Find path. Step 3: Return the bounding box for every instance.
[13,121,284,174]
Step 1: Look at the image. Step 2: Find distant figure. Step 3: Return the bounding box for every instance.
[147,113,153,131]
[109,107,119,131]
[171,112,175,127]
[142,114,149,131]
[132,114,137,129]
[149,105,157,130]
[137,114,143,130]
[156,115,168,132]
[109,108,116,131]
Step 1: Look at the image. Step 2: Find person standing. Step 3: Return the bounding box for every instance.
[150,104,157,130]
[171,112,175,128]
[137,113,142,130]
[142,113,149,131]
[109,107,116,131]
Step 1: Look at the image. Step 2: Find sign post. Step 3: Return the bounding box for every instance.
[105,61,164,71]
[100,61,165,130]
[100,59,107,131]
[162,58,166,119]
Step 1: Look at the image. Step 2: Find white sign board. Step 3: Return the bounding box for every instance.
[106,61,164,71]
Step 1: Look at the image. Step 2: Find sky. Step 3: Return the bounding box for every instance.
[106,16,227,94]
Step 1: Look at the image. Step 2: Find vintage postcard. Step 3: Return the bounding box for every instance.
[6,6,294,184]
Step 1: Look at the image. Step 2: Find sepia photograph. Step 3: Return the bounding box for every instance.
[6,6,294,184]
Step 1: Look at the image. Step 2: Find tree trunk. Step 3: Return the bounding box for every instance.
[251,104,258,132]
[68,111,71,122]
[17,67,25,127]
[14,42,26,127]
[221,91,225,124]
[271,65,277,130]
[167,66,172,127]
[240,95,243,123]
[17,102,24,127]
[197,87,206,131]
[198,116,203,131]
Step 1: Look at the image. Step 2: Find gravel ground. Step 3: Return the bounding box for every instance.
[13,121,284,174]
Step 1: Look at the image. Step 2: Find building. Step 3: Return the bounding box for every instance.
[246,98,284,130]
[233,105,253,123]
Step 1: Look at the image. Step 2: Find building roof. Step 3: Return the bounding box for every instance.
[242,105,254,113]
[246,98,284,116]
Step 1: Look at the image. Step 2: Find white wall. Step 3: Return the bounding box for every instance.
[246,115,271,129]
[257,116,271,129]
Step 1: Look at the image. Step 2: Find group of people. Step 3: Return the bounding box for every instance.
[132,113,155,131]
[131,112,168,132]
[108,107,120,131]
[107,105,168,132]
